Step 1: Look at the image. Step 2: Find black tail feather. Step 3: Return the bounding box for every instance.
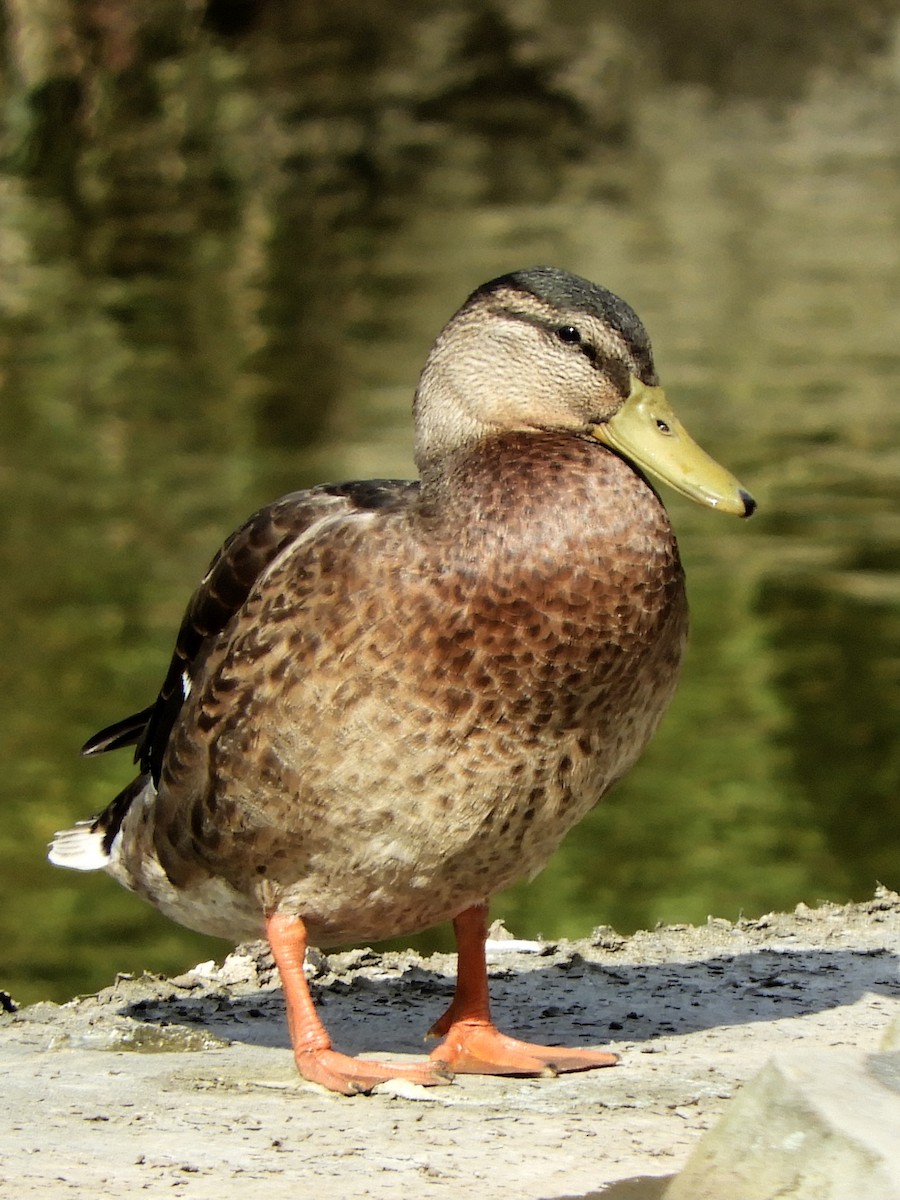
[81,706,155,757]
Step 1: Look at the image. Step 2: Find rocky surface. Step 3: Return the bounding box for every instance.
[2,890,899,1199]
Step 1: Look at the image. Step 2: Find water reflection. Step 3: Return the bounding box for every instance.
[1,3,898,1003]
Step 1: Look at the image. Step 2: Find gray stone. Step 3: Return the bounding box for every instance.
[666,1049,900,1200]
[881,1014,900,1052]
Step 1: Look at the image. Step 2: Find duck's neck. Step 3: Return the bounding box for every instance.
[412,326,588,487]
[416,430,678,565]
[412,430,688,706]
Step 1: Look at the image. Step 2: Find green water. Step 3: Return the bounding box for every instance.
[1,3,898,1004]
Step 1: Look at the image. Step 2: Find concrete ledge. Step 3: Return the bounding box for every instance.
[1,890,898,1198]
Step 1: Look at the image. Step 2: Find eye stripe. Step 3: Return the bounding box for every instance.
[505,309,631,388]
[554,324,603,368]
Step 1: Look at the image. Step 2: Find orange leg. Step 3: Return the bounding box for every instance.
[428,903,619,1076]
[266,912,449,1095]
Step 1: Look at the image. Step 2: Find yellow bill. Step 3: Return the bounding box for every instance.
[591,376,756,518]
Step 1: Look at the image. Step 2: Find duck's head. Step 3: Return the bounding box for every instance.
[414,267,755,518]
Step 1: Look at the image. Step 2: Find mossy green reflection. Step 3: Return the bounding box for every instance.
[1,2,899,1003]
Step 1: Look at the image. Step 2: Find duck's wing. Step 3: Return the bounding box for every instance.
[82,480,418,788]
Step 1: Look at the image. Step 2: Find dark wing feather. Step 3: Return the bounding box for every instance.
[82,480,417,787]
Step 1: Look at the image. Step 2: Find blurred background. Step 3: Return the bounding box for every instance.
[1,1,898,1005]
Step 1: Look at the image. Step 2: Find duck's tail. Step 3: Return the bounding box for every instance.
[48,821,110,871]
[48,774,152,871]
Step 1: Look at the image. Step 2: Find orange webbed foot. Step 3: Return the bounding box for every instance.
[295,1047,451,1096]
[267,911,453,1096]
[428,904,619,1079]
[429,1018,618,1076]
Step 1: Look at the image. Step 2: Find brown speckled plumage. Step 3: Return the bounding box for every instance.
[53,267,752,1092]
[134,431,685,946]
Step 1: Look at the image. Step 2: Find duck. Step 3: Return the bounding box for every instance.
[50,266,755,1095]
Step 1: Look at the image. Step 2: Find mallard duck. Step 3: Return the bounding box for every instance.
[50,267,754,1094]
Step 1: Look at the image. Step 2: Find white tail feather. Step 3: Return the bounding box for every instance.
[48,821,110,871]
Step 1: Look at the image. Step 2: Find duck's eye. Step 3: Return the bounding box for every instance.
[656,419,672,434]
[555,325,582,345]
